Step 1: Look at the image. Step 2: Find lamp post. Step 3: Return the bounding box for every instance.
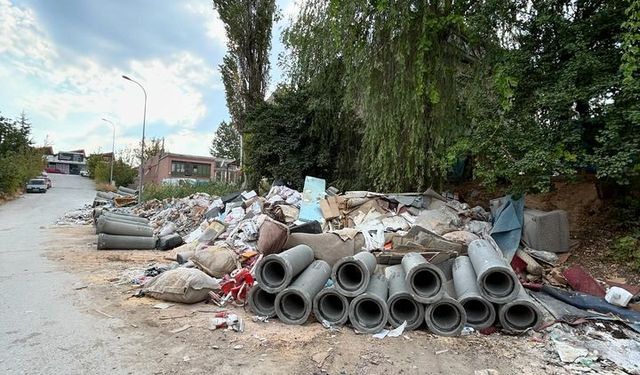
[122,75,147,203]
[101,118,116,186]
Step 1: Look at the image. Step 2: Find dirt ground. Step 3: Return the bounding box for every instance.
[45,225,585,375]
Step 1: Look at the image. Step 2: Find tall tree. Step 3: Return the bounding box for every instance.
[212,0,277,173]
[210,121,241,160]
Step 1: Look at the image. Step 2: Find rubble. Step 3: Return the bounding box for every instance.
[54,175,640,372]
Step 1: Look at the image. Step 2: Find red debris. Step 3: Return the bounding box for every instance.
[562,265,606,297]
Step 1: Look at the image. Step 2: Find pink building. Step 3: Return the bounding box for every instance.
[142,152,240,185]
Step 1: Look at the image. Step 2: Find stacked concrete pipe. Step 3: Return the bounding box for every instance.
[255,244,315,293]
[424,281,467,336]
[385,265,424,331]
[313,286,350,326]
[497,286,543,333]
[331,251,377,297]
[401,252,446,303]
[248,284,278,318]
[452,256,496,330]
[102,212,149,224]
[97,233,157,250]
[275,260,331,325]
[349,273,389,334]
[468,239,519,303]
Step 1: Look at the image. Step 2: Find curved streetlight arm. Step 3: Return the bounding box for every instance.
[122,75,147,203]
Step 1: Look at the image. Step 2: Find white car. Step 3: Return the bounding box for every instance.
[79,170,90,177]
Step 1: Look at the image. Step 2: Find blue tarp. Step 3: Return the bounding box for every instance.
[490,195,525,261]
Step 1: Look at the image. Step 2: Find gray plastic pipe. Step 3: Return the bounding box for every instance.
[274,260,331,325]
[96,191,117,200]
[97,233,157,250]
[401,252,446,303]
[313,286,350,326]
[103,212,149,224]
[255,244,315,293]
[452,256,496,330]
[385,265,424,331]
[331,251,377,297]
[248,284,278,318]
[117,186,138,194]
[348,273,389,334]
[468,239,520,303]
[498,286,543,333]
[424,281,467,336]
[97,218,154,237]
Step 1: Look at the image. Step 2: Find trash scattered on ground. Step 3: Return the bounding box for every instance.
[56,176,640,374]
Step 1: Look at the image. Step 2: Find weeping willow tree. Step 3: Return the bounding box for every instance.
[285,1,486,191]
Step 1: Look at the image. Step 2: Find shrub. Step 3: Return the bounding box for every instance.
[141,181,239,201]
[612,231,640,271]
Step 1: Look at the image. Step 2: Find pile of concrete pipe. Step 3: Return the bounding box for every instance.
[94,210,158,250]
[248,238,542,336]
[92,186,138,207]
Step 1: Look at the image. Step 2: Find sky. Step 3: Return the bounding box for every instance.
[0,0,300,157]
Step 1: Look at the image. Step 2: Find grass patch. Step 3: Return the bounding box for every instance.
[141,181,240,201]
[612,230,640,271]
[96,182,116,192]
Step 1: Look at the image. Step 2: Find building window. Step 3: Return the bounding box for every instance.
[171,161,186,174]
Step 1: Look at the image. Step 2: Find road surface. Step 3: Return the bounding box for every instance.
[0,174,136,374]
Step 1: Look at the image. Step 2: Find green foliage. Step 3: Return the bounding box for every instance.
[0,112,44,195]
[210,120,240,160]
[141,181,239,201]
[612,230,640,271]
[88,153,137,187]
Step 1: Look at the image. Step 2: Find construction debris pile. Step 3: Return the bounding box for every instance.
[65,175,640,369]
[93,186,139,208]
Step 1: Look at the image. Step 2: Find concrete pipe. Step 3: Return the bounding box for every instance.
[97,233,157,250]
[248,284,278,318]
[255,244,315,293]
[313,286,350,326]
[424,281,467,336]
[97,216,149,230]
[385,265,424,331]
[468,239,520,303]
[274,260,331,325]
[331,251,377,297]
[117,186,138,195]
[401,252,446,304]
[97,219,154,237]
[452,256,496,330]
[498,286,543,333]
[348,273,389,334]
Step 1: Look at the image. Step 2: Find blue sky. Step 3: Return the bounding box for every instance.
[0,0,299,156]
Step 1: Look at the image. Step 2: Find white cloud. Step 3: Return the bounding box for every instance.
[184,1,227,48]
[0,0,222,156]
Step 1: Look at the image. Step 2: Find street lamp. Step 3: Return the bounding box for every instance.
[101,118,116,186]
[122,74,147,203]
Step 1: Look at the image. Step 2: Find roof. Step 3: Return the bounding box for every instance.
[160,152,232,164]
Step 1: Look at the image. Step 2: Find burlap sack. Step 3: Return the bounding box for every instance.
[142,268,220,304]
[191,246,238,278]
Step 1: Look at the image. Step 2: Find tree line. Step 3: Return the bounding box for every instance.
[0,112,45,195]
[211,0,639,195]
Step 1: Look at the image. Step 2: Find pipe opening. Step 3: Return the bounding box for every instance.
[505,304,536,329]
[431,303,461,331]
[355,299,384,328]
[390,298,419,324]
[463,299,490,324]
[484,271,514,297]
[411,269,440,297]
[337,263,364,291]
[280,292,307,321]
[262,260,286,288]
[253,288,276,312]
[319,294,346,321]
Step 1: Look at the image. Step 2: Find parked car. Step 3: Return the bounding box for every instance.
[26,178,47,193]
[45,167,63,174]
[37,175,52,188]
[79,170,90,177]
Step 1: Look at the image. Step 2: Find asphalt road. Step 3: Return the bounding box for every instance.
[0,174,137,374]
